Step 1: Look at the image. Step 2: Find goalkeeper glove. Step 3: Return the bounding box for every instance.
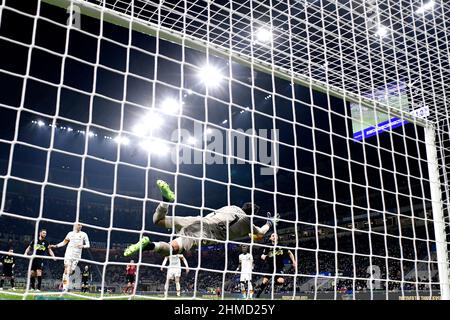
[266,212,280,228]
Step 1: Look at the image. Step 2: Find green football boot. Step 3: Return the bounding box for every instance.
[156,179,175,202]
[124,236,150,257]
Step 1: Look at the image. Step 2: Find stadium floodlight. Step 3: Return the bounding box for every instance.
[221,119,228,124]
[375,25,389,37]
[161,98,181,115]
[37,120,45,127]
[133,111,164,137]
[88,131,95,137]
[132,123,148,137]
[143,110,164,129]
[114,136,130,145]
[416,0,435,14]
[139,139,170,155]
[67,127,73,132]
[198,64,223,88]
[255,27,273,43]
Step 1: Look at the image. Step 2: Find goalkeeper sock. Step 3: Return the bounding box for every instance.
[0,279,4,288]
[176,282,181,296]
[37,276,42,290]
[11,278,15,288]
[153,203,168,225]
[30,277,35,290]
[150,242,172,256]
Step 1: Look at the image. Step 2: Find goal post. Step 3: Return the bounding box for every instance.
[424,124,449,300]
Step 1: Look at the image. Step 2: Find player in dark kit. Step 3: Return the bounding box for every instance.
[81,266,90,293]
[0,248,16,290]
[24,229,56,291]
[255,233,296,298]
[124,260,137,294]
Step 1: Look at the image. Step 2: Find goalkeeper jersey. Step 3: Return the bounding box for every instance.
[204,205,251,240]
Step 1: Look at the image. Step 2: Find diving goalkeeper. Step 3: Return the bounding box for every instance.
[124,180,277,257]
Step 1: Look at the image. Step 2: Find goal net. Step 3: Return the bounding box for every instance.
[0,0,449,300]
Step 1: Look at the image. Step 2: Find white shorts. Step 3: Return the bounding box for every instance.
[240,273,252,282]
[167,268,181,279]
[64,258,79,271]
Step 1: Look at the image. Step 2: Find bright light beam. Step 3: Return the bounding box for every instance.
[140,139,170,155]
[161,98,181,115]
[143,111,165,129]
[416,0,435,14]
[114,136,130,145]
[375,25,389,38]
[255,27,273,43]
[199,65,223,88]
[132,123,148,137]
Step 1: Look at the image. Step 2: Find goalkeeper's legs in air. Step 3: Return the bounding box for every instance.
[124,232,197,257]
[124,180,200,257]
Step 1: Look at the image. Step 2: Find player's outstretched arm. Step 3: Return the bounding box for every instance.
[181,255,189,274]
[83,234,91,249]
[24,245,31,255]
[251,218,272,237]
[288,250,297,268]
[49,238,69,249]
[48,247,57,261]
[251,212,280,237]
[160,257,168,271]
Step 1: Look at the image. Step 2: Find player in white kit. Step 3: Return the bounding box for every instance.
[161,254,189,297]
[237,245,254,299]
[50,223,90,292]
[124,180,278,258]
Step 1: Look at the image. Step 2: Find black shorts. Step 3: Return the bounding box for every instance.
[126,274,135,283]
[31,258,44,271]
[2,268,13,278]
[82,277,89,285]
[262,264,284,282]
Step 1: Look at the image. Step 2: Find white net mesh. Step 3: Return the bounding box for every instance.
[0,0,449,300]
